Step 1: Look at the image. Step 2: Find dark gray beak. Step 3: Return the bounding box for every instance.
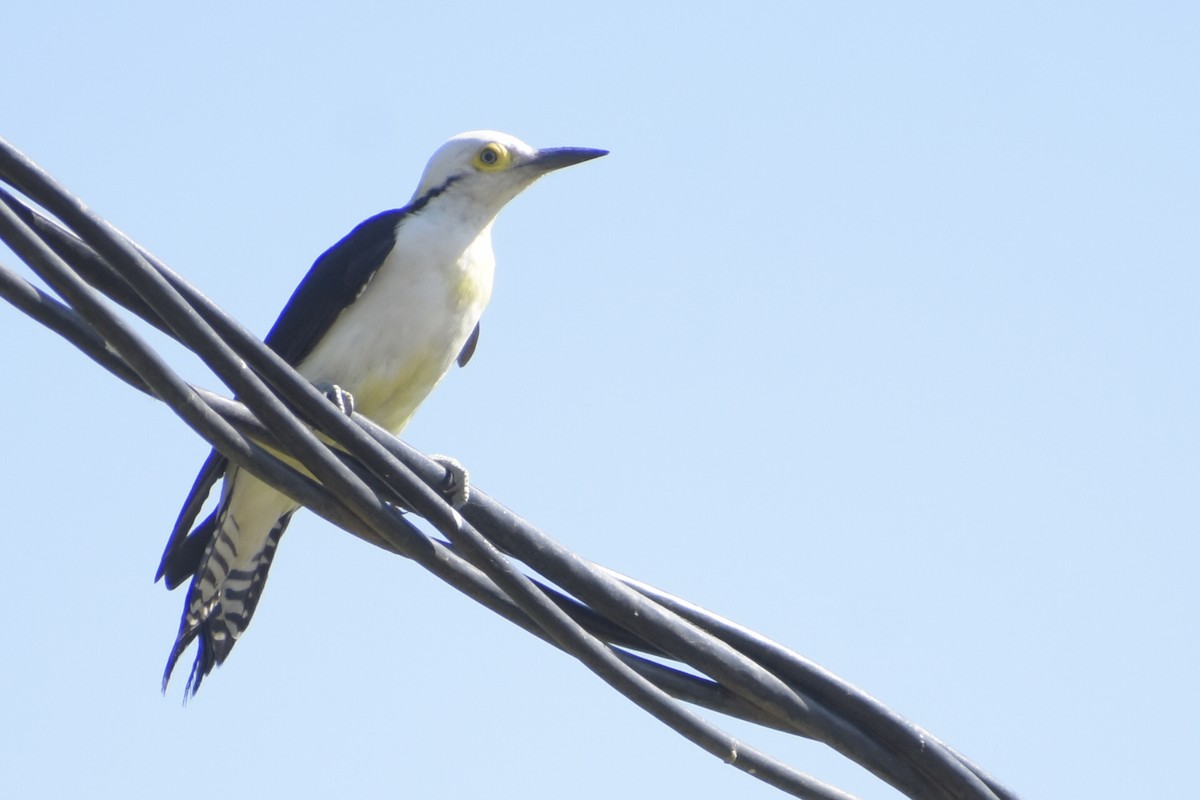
[526,146,609,173]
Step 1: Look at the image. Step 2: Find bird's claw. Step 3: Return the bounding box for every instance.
[315,382,355,416]
[430,455,470,509]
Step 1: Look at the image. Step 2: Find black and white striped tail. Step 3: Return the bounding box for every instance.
[163,510,295,696]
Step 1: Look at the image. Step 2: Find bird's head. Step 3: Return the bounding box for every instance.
[410,131,607,213]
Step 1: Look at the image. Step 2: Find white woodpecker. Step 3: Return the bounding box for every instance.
[157,131,606,695]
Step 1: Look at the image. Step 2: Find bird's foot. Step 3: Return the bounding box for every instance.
[315,382,355,416]
[430,455,470,509]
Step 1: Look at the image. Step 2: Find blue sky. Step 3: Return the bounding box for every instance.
[2,3,1197,799]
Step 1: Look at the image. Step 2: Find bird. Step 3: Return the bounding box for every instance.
[155,131,606,696]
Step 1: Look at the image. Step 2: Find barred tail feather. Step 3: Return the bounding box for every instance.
[163,510,295,696]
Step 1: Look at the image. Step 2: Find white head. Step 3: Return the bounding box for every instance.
[410,130,607,213]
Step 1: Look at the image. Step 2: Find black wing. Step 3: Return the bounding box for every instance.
[158,196,472,588]
[263,208,406,367]
[157,210,404,586]
[263,174,464,366]
[457,322,480,367]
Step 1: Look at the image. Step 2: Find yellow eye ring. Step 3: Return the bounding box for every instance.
[473,142,512,171]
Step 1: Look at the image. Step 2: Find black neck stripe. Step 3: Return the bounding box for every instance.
[408,174,460,214]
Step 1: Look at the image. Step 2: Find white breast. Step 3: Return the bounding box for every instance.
[296,211,496,433]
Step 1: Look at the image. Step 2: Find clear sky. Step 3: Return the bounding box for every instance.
[2,3,1196,799]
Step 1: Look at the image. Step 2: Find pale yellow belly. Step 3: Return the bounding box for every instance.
[346,349,452,433]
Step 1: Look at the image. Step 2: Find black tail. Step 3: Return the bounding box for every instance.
[162,510,294,697]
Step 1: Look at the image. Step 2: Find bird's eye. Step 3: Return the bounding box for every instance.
[473,142,511,171]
